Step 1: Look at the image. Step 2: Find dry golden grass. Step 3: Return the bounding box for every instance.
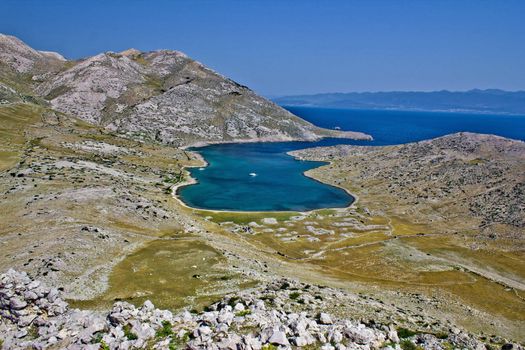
[71,236,254,311]
[0,104,43,170]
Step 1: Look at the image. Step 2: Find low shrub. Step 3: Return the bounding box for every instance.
[235,310,252,317]
[123,324,138,341]
[400,340,422,350]
[262,345,278,350]
[156,320,174,338]
[280,282,290,290]
[289,291,301,300]
[397,327,418,338]
[227,296,240,307]
[435,332,448,339]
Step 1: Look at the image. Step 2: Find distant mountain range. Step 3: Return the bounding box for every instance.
[273,89,525,115]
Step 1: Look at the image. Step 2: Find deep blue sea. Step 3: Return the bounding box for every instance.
[286,106,525,146]
[178,107,525,212]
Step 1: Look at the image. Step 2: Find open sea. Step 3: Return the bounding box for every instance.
[178,107,525,211]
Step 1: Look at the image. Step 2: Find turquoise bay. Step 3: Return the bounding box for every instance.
[178,107,525,212]
[178,142,354,212]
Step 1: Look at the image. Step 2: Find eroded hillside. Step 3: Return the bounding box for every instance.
[0,33,370,147]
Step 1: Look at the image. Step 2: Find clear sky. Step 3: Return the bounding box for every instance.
[1,0,524,96]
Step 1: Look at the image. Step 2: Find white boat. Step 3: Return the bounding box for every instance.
[249,173,257,177]
[198,168,205,171]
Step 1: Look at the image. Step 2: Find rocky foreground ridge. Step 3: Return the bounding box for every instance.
[0,33,370,146]
[2,269,518,350]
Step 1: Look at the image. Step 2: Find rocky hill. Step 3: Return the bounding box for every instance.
[291,132,525,240]
[0,34,66,103]
[0,33,370,146]
[0,34,65,75]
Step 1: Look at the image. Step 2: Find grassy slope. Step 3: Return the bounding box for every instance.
[0,104,43,170]
[0,103,252,306]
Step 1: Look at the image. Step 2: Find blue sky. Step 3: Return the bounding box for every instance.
[1,0,524,95]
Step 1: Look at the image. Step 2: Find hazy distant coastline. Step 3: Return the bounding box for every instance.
[273,89,525,115]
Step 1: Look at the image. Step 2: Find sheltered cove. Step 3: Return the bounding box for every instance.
[175,143,356,212]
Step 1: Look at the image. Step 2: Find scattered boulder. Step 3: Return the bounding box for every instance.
[268,330,289,346]
[319,312,333,325]
[262,217,278,225]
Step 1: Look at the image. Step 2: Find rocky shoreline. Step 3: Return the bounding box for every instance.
[2,269,521,350]
[181,131,373,150]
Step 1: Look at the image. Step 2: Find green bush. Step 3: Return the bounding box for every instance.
[227,296,241,307]
[397,327,418,338]
[180,331,190,343]
[167,331,190,350]
[441,342,454,350]
[435,332,448,339]
[262,345,278,350]
[123,324,138,341]
[260,295,275,302]
[91,332,104,344]
[156,320,174,338]
[280,282,290,290]
[400,340,418,350]
[235,310,252,317]
[289,291,301,300]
